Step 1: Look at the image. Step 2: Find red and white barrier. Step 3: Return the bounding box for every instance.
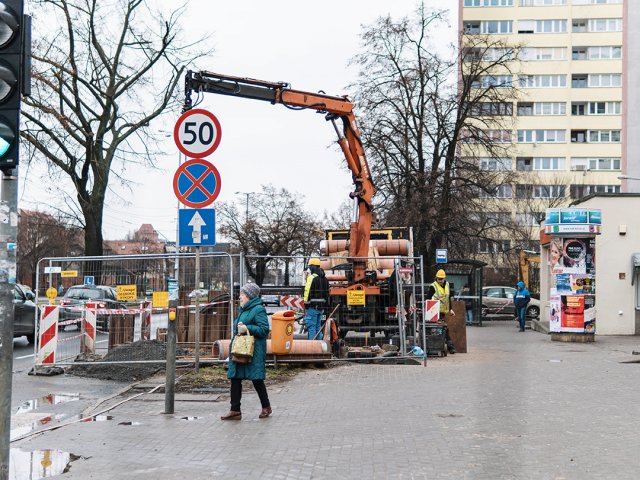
[82,302,97,354]
[280,295,304,311]
[37,305,59,365]
[425,300,440,323]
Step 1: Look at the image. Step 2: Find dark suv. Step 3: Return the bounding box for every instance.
[59,285,125,331]
[13,284,37,344]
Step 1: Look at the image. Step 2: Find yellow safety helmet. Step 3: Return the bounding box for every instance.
[308,257,321,267]
[435,269,446,279]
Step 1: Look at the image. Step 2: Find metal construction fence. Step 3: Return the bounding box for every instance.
[31,252,435,368]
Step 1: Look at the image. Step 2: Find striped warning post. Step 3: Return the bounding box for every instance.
[280,295,305,311]
[82,302,97,354]
[37,305,59,365]
[425,299,440,323]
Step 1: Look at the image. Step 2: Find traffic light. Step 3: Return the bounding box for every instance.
[0,0,25,173]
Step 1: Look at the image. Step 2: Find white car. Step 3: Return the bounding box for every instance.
[482,286,540,319]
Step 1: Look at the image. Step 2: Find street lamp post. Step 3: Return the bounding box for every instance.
[235,191,255,223]
[618,175,640,181]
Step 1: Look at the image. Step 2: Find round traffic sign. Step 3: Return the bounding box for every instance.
[174,109,222,158]
[173,159,222,208]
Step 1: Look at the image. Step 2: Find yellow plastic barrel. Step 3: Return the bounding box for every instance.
[271,310,295,355]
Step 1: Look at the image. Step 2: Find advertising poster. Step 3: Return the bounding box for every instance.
[549,295,562,332]
[549,237,595,275]
[560,295,585,331]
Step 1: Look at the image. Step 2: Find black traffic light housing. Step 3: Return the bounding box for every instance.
[0,0,27,174]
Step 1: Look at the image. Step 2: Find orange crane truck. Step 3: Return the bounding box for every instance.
[184,71,413,341]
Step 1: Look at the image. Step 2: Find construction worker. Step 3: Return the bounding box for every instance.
[303,257,330,340]
[426,269,457,354]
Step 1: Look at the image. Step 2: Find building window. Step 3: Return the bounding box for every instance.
[571,74,587,88]
[471,102,513,116]
[573,0,622,4]
[588,102,621,115]
[471,75,513,88]
[571,103,587,116]
[533,157,565,170]
[588,74,622,87]
[478,157,512,171]
[516,157,533,171]
[478,240,511,254]
[587,46,622,60]
[464,47,514,62]
[572,47,587,60]
[570,184,621,199]
[465,0,514,6]
[571,130,587,143]
[519,47,567,60]
[535,102,566,115]
[517,129,566,143]
[587,18,623,32]
[479,185,513,198]
[534,185,565,198]
[516,212,544,226]
[464,21,513,34]
[521,0,568,5]
[572,19,588,32]
[519,75,566,88]
[588,130,621,143]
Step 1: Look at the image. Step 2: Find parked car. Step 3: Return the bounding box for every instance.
[59,285,125,331]
[481,286,540,319]
[13,284,38,344]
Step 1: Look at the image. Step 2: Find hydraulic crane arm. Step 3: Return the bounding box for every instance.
[184,71,375,283]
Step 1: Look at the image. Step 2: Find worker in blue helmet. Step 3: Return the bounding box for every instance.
[514,281,531,332]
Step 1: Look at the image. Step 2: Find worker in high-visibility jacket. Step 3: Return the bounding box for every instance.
[303,257,330,340]
[426,269,457,354]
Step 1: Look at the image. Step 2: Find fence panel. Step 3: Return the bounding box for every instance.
[34,252,234,367]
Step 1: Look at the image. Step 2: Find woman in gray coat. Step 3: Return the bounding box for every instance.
[221,282,272,420]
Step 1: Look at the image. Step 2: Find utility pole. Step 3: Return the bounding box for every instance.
[0,3,28,478]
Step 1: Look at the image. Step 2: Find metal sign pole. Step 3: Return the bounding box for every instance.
[194,246,201,373]
[0,169,18,479]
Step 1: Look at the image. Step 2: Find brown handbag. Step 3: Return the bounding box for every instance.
[231,330,255,364]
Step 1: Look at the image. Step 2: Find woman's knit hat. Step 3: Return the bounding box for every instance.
[240,282,260,299]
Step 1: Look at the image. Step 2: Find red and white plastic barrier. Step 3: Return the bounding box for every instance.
[37,305,59,365]
[82,302,97,354]
[425,300,440,323]
[280,295,304,311]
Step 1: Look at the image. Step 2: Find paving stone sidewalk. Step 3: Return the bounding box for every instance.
[13,321,640,479]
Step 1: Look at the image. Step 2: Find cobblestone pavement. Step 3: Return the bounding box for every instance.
[12,321,640,479]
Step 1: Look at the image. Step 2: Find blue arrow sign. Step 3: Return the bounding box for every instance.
[179,209,216,247]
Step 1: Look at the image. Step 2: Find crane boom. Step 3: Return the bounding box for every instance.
[184,70,375,283]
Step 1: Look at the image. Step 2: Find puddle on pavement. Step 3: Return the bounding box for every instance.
[9,448,79,479]
[549,359,562,363]
[14,394,80,414]
[181,416,200,421]
[10,415,66,442]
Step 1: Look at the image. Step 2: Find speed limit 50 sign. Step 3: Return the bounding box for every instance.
[174,109,222,158]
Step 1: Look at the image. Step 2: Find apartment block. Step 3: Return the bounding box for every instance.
[460,0,638,220]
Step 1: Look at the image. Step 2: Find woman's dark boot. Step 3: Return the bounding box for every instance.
[221,410,242,420]
[259,406,272,418]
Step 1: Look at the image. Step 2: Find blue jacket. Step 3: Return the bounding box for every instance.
[227,296,270,380]
[514,288,531,309]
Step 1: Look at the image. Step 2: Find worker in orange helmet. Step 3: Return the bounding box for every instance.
[426,269,457,354]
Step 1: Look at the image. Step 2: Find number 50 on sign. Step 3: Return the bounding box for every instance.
[174,109,222,158]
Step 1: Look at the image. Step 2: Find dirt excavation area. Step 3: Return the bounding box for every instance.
[66,339,307,388]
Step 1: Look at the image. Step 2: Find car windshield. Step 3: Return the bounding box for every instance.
[65,288,104,300]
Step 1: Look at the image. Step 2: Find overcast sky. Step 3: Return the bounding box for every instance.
[19,0,456,243]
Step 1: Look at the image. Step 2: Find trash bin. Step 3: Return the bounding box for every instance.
[271,310,295,354]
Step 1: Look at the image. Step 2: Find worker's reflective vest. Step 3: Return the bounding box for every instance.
[304,273,317,303]
[431,281,450,314]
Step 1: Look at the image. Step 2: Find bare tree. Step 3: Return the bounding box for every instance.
[350,4,521,276]
[217,185,322,285]
[17,209,83,287]
[21,0,210,258]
